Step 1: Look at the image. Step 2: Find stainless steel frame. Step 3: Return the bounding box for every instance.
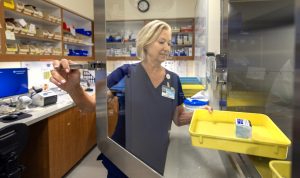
[221,0,229,53]
[94,0,161,177]
[293,1,300,177]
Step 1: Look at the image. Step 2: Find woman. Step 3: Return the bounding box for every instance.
[50,20,212,177]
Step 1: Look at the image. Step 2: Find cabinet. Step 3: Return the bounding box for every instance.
[20,107,96,178]
[62,9,94,60]
[0,0,94,61]
[106,18,194,61]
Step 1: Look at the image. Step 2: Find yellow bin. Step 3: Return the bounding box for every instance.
[189,110,291,159]
[269,161,291,178]
[182,84,205,97]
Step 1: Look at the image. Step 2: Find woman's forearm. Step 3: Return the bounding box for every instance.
[68,86,96,112]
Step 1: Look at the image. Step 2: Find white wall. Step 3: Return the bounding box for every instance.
[47,0,94,20]
[106,0,197,20]
[207,0,220,54]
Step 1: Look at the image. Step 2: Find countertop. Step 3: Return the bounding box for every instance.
[0,94,75,129]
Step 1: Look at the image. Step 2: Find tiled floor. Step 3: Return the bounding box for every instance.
[64,147,107,178]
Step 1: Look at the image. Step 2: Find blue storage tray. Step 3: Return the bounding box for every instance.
[180,77,202,84]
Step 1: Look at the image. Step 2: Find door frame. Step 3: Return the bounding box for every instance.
[94,0,162,177]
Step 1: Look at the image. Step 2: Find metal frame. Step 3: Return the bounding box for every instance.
[94,0,161,177]
[221,0,229,54]
[293,1,300,177]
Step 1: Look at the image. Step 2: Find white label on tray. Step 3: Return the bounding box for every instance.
[236,118,251,127]
[29,24,36,34]
[16,19,27,27]
[5,30,15,40]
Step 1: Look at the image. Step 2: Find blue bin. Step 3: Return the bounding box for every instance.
[84,31,92,36]
[184,99,209,112]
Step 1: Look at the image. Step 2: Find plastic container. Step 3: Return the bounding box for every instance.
[189,110,291,159]
[179,77,202,85]
[182,84,205,97]
[183,98,208,112]
[84,31,92,36]
[75,28,85,34]
[269,160,291,178]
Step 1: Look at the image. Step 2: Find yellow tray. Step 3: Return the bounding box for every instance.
[269,160,291,178]
[189,110,291,159]
[182,84,205,90]
[227,91,267,107]
[182,84,205,97]
[4,0,15,9]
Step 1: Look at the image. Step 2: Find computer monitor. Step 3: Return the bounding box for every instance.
[0,68,29,99]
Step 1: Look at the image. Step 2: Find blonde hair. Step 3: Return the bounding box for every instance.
[136,20,171,60]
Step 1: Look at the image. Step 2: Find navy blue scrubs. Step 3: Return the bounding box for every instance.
[98,62,185,177]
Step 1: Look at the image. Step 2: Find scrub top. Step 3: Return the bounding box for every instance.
[105,62,185,175]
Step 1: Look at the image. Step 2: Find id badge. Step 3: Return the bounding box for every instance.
[162,85,175,100]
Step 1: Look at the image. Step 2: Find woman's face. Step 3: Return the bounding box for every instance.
[145,29,172,63]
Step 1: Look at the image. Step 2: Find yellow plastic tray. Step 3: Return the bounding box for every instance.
[4,0,15,9]
[189,110,291,159]
[182,84,205,90]
[182,84,205,97]
[269,160,291,178]
[227,91,267,107]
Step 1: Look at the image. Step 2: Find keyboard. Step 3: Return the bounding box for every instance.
[0,112,32,123]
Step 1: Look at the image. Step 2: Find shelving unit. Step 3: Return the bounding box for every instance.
[0,17,2,55]
[0,0,94,61]
[106,18,195,61]
[12,33,61,42]
[106,20,144,60]
[3,0,61,58]
[62,9,94,59]
[4,8,61,26]
[0,1,5,55]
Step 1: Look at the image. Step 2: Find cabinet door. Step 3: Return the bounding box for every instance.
[48,107,96,178]
[48,108,70,178]
[63,108,83,170]
[20,120,50,178]
[48,107,81,178]
[78,108,97,154]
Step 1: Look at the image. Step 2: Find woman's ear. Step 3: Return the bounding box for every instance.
[143,48,147,57]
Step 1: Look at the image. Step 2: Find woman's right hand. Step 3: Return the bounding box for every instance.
[50,59,81,93]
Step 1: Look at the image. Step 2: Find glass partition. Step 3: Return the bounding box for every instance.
[95,0,296,177]
[101,0,217,177]
[222,0,294,177]
[227,0,294,153]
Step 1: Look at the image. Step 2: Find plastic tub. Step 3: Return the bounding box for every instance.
[182,84,205,97]
[84,31,92,36]
[183,98,208,112]
[269,160,291,178]
[189,110,291,159]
